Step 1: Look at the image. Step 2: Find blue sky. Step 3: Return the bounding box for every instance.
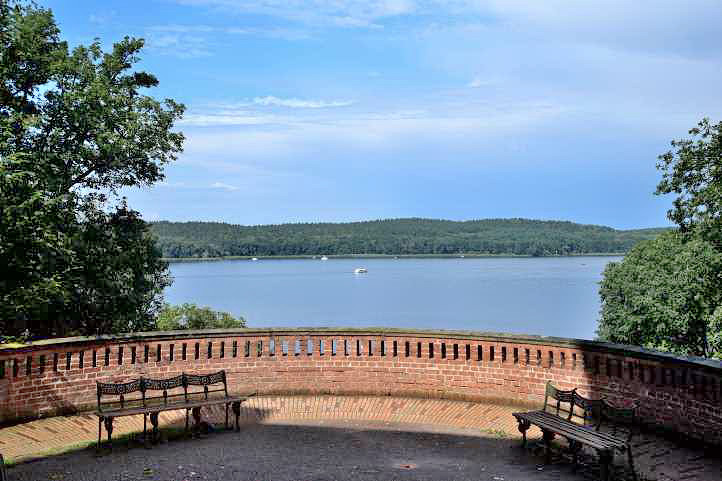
[45,0,722,229]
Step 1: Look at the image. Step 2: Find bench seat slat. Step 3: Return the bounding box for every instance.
[513,410,627,450]
[96,395,252,417]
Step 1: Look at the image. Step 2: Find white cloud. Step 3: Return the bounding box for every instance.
[150,24,311,41]
[157,181,188,188]
[145,33,213,58]
[89,11,117,25]
[175,0,418,29]
[467,76,495,88]
[179,112,282,126]
[211,182,240,191]
[251,96,354,108]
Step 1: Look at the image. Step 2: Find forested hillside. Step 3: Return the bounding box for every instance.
[150,218,668,258]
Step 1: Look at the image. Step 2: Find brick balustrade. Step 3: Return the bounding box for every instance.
[1,328,721,445]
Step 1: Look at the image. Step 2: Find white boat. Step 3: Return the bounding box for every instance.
[251,257,258,261]
[354,267,368,274]
[321,256,328,261]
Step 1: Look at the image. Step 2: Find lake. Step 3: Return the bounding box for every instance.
[165,256,622,340]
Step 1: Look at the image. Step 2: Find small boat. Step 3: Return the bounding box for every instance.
[321,256,328,261]
[354,267,368,274]
[251,257,258,261]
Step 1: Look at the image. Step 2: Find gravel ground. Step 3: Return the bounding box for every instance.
[8,421,582,481]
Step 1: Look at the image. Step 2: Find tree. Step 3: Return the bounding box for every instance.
[598,118,722,358]
[156,303,246,331]
[0,1,184,338]
[598,231,722,358]
[656,118,722,246]
[0,153,74,336]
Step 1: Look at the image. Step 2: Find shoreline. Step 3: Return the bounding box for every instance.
[164,253,625,263]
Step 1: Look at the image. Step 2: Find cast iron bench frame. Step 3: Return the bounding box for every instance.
[513,381,638,481]
[95,370,253,450]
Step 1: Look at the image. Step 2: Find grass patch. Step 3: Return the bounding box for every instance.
[4,425,226,467]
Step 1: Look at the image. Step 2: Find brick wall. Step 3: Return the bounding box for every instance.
[1,329,720,445]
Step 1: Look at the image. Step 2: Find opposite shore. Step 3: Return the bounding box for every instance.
[164,252,626,262]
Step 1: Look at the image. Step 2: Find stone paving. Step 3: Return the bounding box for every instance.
[1,395,720,480]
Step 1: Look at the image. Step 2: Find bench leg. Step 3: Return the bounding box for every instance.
[143,413,149,448]
[97,417,103,453]
[515,417,531,447]
[185,408,190,435]
[225,403,229,430]
[0,453,7,481]
[598,449,613,481]
[192,407,202,437]
[232,401,241,432]
[627,446,637,481]
[568,440,583,471]
[150,412,160,444]
[104,416,114,452]
[541,428,555,465]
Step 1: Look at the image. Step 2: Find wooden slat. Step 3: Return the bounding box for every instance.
[96,395,251,418]
[513,410,627,451]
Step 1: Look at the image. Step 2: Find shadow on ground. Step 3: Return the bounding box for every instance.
[8,422,583,481]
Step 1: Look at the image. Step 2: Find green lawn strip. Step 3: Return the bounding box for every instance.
[3,425,226,467]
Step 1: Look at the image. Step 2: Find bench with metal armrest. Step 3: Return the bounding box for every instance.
[95,370,254,450]
[513,381,638,481]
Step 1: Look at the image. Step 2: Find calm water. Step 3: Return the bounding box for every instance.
[165,256,622,340]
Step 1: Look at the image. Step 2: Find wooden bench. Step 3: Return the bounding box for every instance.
[95,370,254,450]
[513,381,638,481]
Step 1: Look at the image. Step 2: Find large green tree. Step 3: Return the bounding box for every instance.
[598,119,722,358]
[0,1,184,338]
[598,231,722,358]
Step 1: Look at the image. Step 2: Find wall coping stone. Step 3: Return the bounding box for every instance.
[2,327,721,373]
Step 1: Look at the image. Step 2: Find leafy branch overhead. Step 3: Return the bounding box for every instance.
[656,118,722,247]
[0,0,184,338]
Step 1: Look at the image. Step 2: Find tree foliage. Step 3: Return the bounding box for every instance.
[598,118,722,359]
[598,231,722,358]
[151,218,667,258]
[156,303,245,331]
[0,1,184,338]
[656,118,722,246]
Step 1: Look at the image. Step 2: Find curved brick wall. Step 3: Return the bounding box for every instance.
[1,328,721,445]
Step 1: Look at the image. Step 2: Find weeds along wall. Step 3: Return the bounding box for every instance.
[1,328,720,445]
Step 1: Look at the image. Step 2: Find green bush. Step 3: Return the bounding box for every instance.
[156,303,246,331]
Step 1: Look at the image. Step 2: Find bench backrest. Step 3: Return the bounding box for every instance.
[97,370,229,412]
[598,398,638,443]
[542,381,638,441]
[571,390,603,427]
[96,378,143,412]
[184,370,229,402]
[541,381,575,418]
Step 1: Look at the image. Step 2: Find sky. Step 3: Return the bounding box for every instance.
[44,0,722,229]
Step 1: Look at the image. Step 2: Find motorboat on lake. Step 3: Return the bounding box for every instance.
[354,267,368,274]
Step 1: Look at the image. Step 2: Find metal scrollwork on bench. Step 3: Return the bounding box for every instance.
[142,375,184,391]
[185,370,225,386]
[97,379,141,395]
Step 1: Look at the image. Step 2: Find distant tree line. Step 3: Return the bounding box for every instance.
[150,218,668,258]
